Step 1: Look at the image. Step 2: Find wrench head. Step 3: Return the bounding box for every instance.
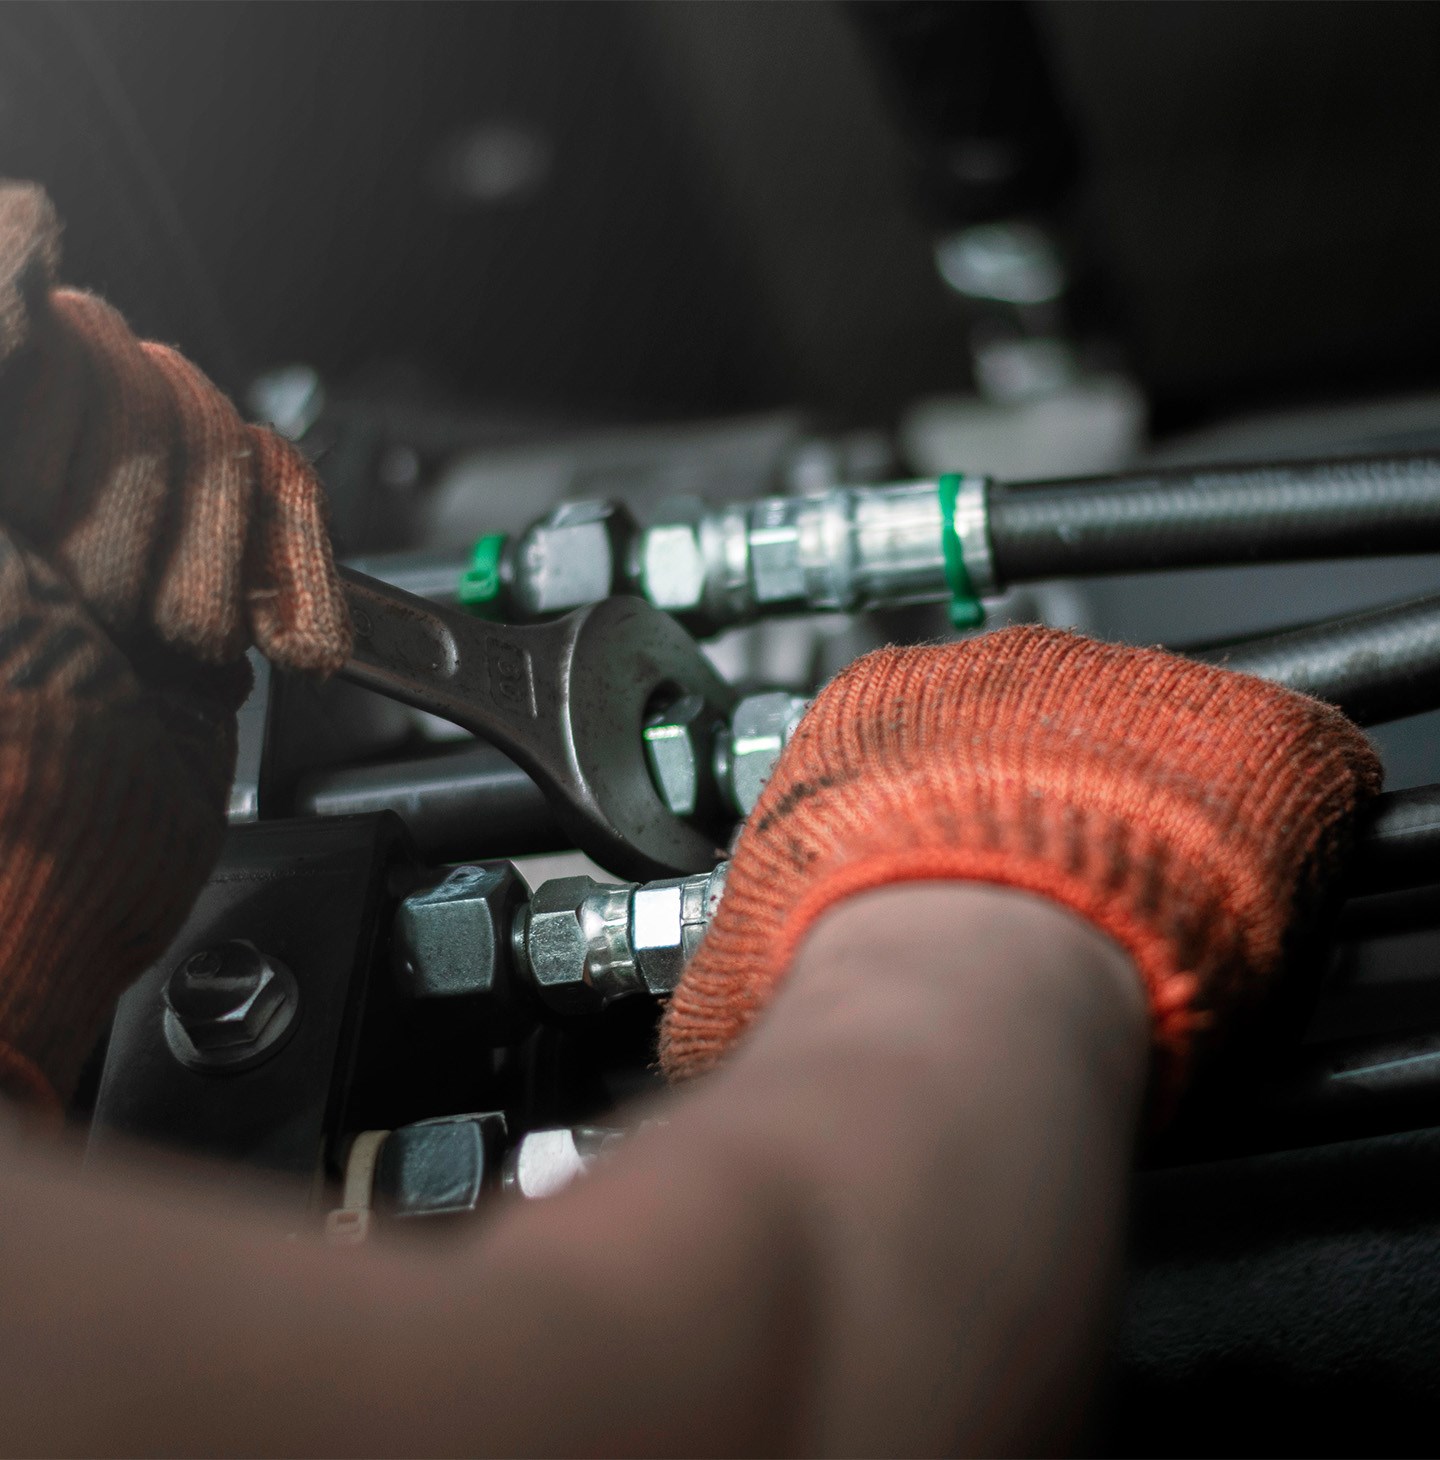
[558,595,737,881]
[339,569,735,881]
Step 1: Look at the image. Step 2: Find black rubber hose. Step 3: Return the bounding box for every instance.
[1192,592,1440,726]
[988,454,1440,582]
[1350,785,1440,895]
[293,743,565,863]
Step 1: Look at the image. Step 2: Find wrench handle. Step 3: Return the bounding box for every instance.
[339,567,566,768]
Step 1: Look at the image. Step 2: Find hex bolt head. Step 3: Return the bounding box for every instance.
[721,691,810,815]
[521,876,600,1015]
[638,523,707,613]
[162,941,299,1074]
[520,876,643,1014]
[393,863,530,1036]
[643,692,725,821]
[631,863,727,996]
[511,500,638,618]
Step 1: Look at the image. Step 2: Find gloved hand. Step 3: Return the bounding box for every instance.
[0,182,347,671]
[660,627,1382,1104]
[0,184,350,1108]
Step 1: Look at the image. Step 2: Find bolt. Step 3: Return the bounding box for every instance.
[393,863,532,1039]
[643,692,725,821]
[162,941,299,1073]
[637,522,707,614]
[630,864,728,995]
[519,876,643,1015]
[510,499,637,618]
[719,691,810,816]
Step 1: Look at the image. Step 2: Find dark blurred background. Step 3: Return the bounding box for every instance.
[6,0,1440,431]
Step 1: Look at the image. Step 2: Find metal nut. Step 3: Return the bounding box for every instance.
[520,876,640,1014]
[643,693,724,820]
[393,863,530,1030]
[511,499,636,617]
[502,1126,620,1200]
[631,864,727,995]
[747,497,807,607]
[721,691,810,815]
[162,941,299,1073]
[638,523,707,613]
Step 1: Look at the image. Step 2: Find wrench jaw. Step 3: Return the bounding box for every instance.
[339,570,736,882]
[561,596,737,882]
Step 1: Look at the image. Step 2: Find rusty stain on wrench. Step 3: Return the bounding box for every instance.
[337,567,736,881]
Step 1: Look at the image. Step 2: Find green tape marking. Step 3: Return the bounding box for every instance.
[458,533,506,615]
[936,474,985,631]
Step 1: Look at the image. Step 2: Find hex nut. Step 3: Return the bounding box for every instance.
[162,941,299,1074]
[638,523,707,613]
[374,1112,507,1220]
[521,876,640,1014]
[511,500,637,617]
[643,693,724,821]
[747,500,806,607]
[631,864,727,996]
[394,864,529,1029]
[723,691,810,815]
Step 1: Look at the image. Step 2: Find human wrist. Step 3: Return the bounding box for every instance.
[787,883,1148,1078]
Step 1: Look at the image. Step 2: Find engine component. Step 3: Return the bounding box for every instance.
[339,566,735,880]
[90,814,415,1192]
[161,941,300,1075]
[717,691,810,816]
[457,452,1440,636]
[294,743,564,862]
[501,1125,622,1199]
[644,689,810,820]
[393,863,534,1036]
[484,500,638,618]
[374,1111,508,1220]
[642,693,728,822]
[515,865,727,1015]
[395,862,728,1025]
[468,476,996,633]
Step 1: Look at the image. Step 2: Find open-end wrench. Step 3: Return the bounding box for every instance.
[337,567,736,881]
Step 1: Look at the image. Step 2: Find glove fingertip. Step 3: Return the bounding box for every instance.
[0,183,61,371]
[244,427,352,676]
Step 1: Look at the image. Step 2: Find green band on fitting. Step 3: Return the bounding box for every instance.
[458,533,506,614]
[936,474,985,631]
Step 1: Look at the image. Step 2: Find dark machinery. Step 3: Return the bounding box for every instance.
[34,4,1440,1451]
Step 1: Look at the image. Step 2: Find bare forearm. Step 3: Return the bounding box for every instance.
[706,883,1150,1453]
[0,885,1147,1457]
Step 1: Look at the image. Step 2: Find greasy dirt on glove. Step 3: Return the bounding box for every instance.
[660,626,1382,1105]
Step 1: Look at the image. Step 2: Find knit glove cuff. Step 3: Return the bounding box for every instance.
[660,627,1382,1097]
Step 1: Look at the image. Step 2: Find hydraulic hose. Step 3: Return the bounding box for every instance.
[987,453,1440,583]
[1351,784,1440,895]
[1194,592,1440,727]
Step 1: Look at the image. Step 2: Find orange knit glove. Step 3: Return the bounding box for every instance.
[0,183,350,1108]
[0,536,249,1108]
[660,627,1382,1099]
[0,182,348,671]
